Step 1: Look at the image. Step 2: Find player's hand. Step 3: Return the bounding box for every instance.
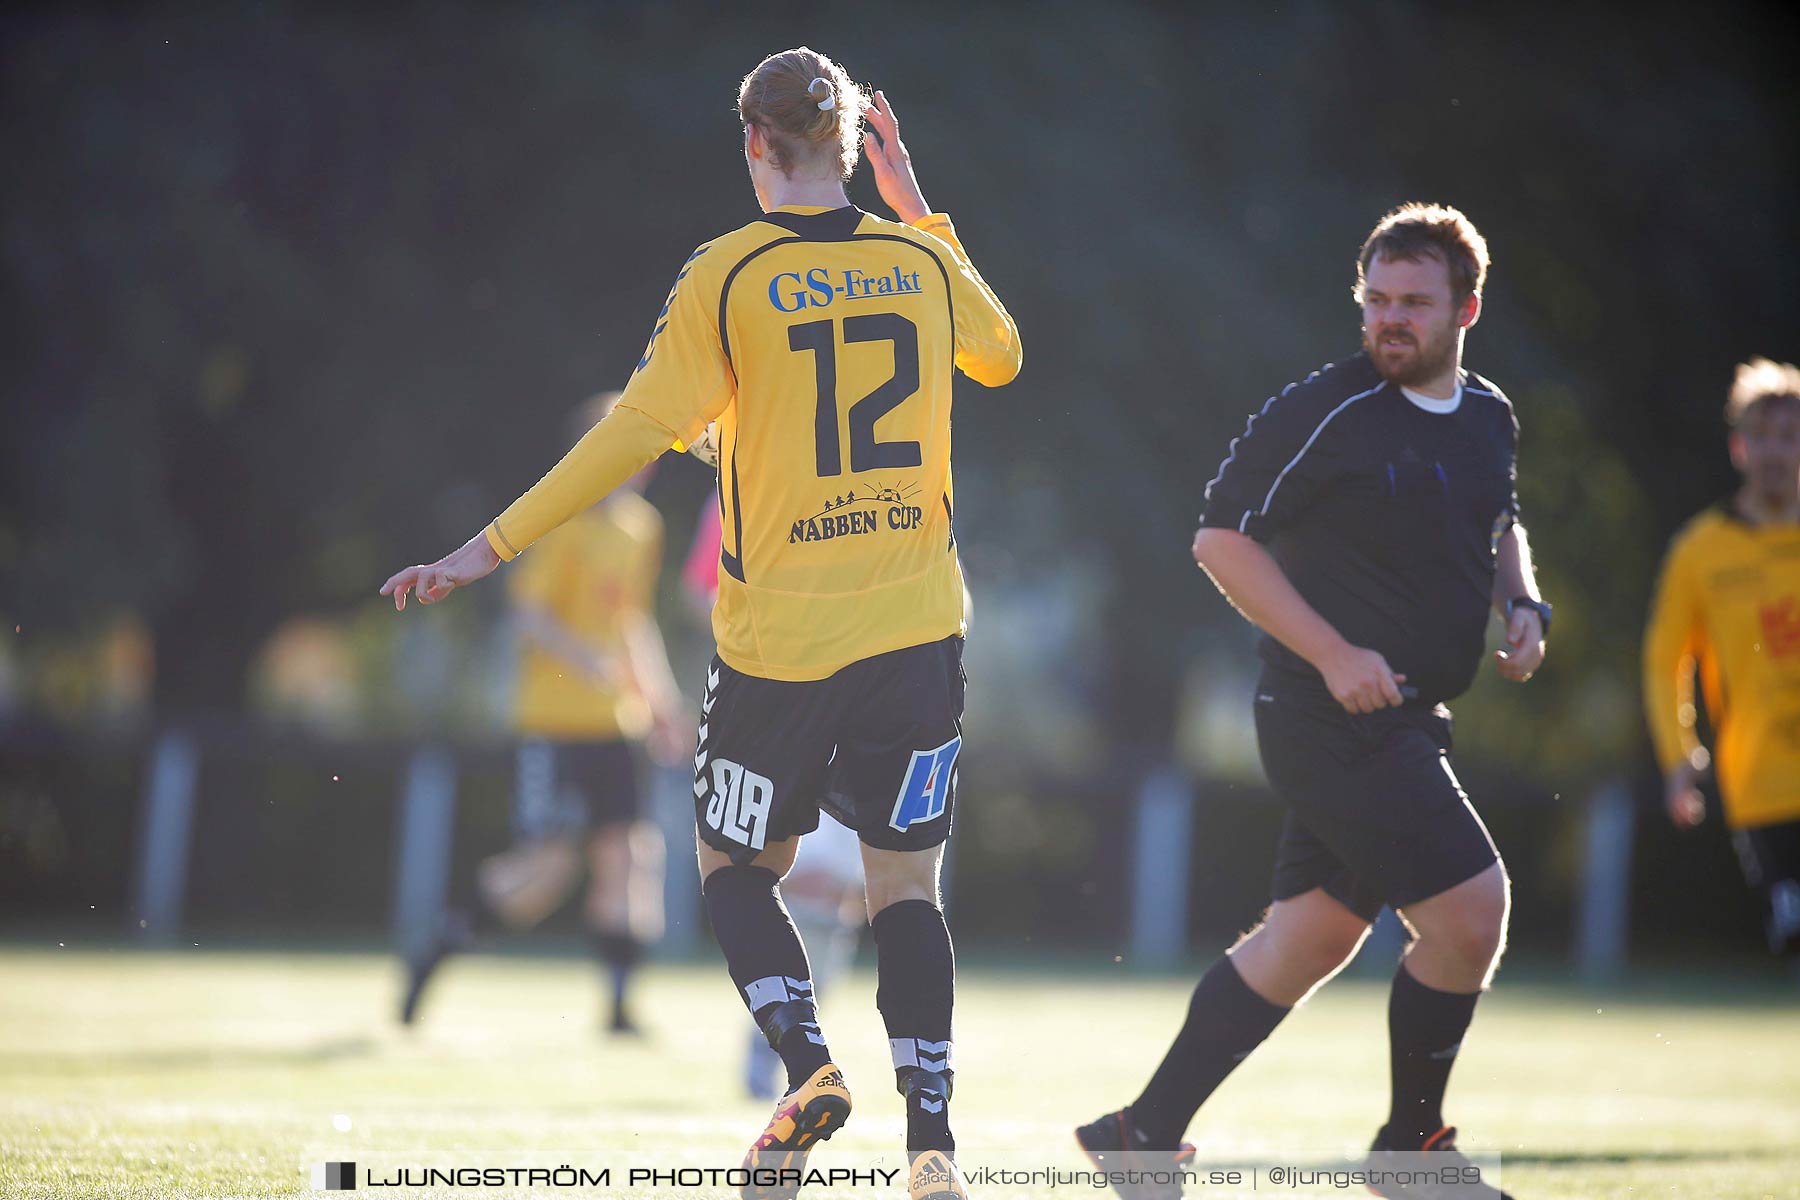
[1494,605,1546,682]
[380,533,502,611]
[1319,644,1407,714]
[1663,761,1706,828]
[862,90,929,226]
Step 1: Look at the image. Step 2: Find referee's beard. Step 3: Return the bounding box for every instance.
[1363,316,1459,390]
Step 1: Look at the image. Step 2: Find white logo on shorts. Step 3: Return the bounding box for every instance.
[703,758,775,850]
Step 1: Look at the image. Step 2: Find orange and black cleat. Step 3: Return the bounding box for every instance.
[906,1149,968,1200]
[740,1063,852,1200]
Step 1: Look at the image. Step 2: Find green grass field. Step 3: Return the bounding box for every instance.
[1,945,1795,1199]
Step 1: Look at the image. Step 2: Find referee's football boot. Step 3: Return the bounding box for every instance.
[1074,1108,1197,1200]
[740,1062,852,1200]
[907,1149,968,1200]
[1364,1125,1513,1199]
[398,909,473,1026]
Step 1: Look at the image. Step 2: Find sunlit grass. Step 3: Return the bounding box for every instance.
[1,946,1795,1197]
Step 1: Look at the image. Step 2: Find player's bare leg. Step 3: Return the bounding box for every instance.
[480,839,584,927]
[861,843,967,1200]
[1395,862,1509,992]
[585,820,665,1034]
[1228,888,1373,1006]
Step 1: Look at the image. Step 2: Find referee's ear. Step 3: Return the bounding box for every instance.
[1458,291,1483,331]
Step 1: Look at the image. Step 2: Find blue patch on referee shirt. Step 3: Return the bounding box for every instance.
[889,736,961,832]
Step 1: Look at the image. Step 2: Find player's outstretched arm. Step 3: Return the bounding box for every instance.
[380,532,502,612]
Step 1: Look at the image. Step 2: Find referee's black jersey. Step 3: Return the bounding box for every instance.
[1199,352,1520,706]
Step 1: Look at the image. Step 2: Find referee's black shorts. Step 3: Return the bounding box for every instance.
[1252,669,1500,924]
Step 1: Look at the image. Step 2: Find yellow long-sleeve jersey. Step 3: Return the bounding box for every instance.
[1642,501,1800,829]
[484,206,1021,681]
[508,493,662,740]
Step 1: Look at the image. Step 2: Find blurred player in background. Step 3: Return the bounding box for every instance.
[1080,205,1538,1200]
[381,46,1020,1200]
[400,392,687,1034]
[1643,357,1800,956]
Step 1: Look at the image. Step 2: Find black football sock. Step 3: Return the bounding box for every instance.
[1129,956,1291,1148]
[872,899,956,1154]
[702,865,831,1091]
[1385,962,1481,1145]
[590,929,644,1027]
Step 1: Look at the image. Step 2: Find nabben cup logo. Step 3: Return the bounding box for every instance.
[790,482,927,545]
[310,1161,356,1191]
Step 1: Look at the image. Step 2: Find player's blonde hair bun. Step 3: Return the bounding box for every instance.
[739,48,870,180]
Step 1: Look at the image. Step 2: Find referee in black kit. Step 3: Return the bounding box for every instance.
[1079,204,1544,1200]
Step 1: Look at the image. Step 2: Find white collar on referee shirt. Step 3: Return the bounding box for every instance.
[1400,383,1463,414]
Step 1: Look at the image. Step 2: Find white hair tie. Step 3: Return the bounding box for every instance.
[809,76,836,111]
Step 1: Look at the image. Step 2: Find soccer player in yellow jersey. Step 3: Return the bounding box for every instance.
[399,394,685,1034]
[381,47,1019,1200]
[1644,357,1800,955]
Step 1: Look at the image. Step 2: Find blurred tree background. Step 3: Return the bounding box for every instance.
[2,2,1796,954]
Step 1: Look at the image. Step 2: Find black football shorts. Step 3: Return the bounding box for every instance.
[694,635,965,866]
[1253,671,1500,923]
[513,738,644,839]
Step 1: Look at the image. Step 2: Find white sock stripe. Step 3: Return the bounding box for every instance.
[889,1037,955,1072]
[917,1097,944,1113]
[743,977,787,1010]
[744,976,815,1011]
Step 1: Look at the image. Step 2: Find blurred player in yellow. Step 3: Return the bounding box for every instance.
[400,393,687,1033]
[1644,357,1800,955]
[381,46,1019,1200]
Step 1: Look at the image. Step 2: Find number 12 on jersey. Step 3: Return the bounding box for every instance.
[788,313,922,478]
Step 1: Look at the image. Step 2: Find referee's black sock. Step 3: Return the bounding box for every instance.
[1385,962,1481,1145]
[1129,956,1290,1148]
[872,899,956,1154]
[702,866,831,1092]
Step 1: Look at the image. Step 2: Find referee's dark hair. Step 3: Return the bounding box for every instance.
[1355,203,1490,306]
[1725,357,1800,427]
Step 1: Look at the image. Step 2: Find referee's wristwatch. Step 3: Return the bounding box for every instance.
[1506,596,1553,637]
